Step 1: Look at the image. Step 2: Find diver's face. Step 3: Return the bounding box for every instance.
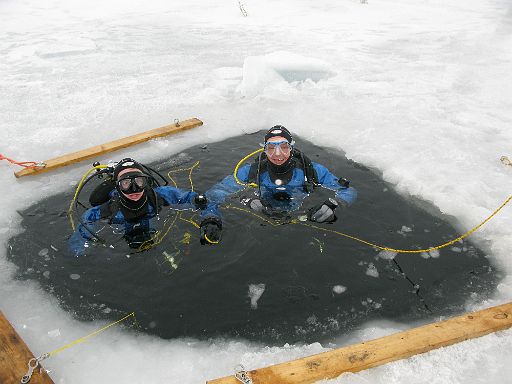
[265,136,292,166]
[117,168,145,201]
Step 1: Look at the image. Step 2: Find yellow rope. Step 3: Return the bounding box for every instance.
[226,204,282,227]
[47,312,136,357]
[179,214,201,229]
[167,161,200,191]
[228,194,512,254]
[168,174,178,188]
[233,148,263,187]
[68,165,109,231]
[138,162,202,250]
[138,211,180,251]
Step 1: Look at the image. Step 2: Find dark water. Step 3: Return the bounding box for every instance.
[7,132,502,344]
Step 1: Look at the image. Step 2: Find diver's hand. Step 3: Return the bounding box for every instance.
[199,217,222,245]
[307,198,339,223]
[240,197,265,213]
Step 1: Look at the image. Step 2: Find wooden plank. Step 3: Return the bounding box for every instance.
[207,302,512,384]
[0,311,55,384]
[14,118,203,178]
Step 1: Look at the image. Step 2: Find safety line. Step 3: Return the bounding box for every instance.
[228,195,512,254]
[47,312,136,357]
[226,204,284,227]
[138,211,180,251]
[179,214,200,228]
[0,153,45,169]
[167,161,200,191]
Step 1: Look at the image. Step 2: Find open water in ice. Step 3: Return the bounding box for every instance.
[7,133,502,344]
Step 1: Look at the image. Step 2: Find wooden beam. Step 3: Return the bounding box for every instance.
[0,311,55,384]
[207,302,512,384]
[14,118,203,178]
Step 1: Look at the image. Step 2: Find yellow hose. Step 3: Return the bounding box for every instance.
[68,165,109,230]
[233,148,263,187]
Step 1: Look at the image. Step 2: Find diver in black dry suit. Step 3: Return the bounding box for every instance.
[69,158,208,256]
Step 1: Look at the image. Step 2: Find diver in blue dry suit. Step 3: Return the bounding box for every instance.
[69,158,207,256]
[197,126,357,245]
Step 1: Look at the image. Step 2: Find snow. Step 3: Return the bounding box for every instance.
[1,0,512,383]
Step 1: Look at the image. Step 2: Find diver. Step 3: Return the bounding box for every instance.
[199,125,357,244]
[69,158,208,256]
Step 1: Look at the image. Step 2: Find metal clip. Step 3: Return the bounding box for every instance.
[234,364,253,384]
[21,354,49,384]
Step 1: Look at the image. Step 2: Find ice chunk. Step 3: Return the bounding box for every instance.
[397,225,413,236]
[248,283,266,309]
[332,285,347,294]
[377,250,397,260]
[421,249,441,259]
[238,51,335,97]
[366,263,379,278]
[429,250,440,258]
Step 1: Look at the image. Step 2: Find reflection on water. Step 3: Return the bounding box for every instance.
[7,133,502,344]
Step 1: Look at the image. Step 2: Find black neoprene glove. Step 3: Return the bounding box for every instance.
[307,198,340,223]
[199,217,222,245]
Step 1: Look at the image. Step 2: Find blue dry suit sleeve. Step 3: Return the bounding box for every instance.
[201,163,251,220]
[68,206,103,257]
[154,186,197,207]
[313,162,357,206]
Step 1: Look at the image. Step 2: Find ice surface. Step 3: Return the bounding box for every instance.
[2,0,512,382]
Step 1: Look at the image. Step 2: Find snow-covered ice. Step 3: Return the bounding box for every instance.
[2,0,512,382]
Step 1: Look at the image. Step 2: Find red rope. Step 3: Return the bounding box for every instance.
[0,154,44,169]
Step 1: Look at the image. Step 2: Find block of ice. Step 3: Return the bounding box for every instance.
[237,51,335,97]
[248,283,266,309]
